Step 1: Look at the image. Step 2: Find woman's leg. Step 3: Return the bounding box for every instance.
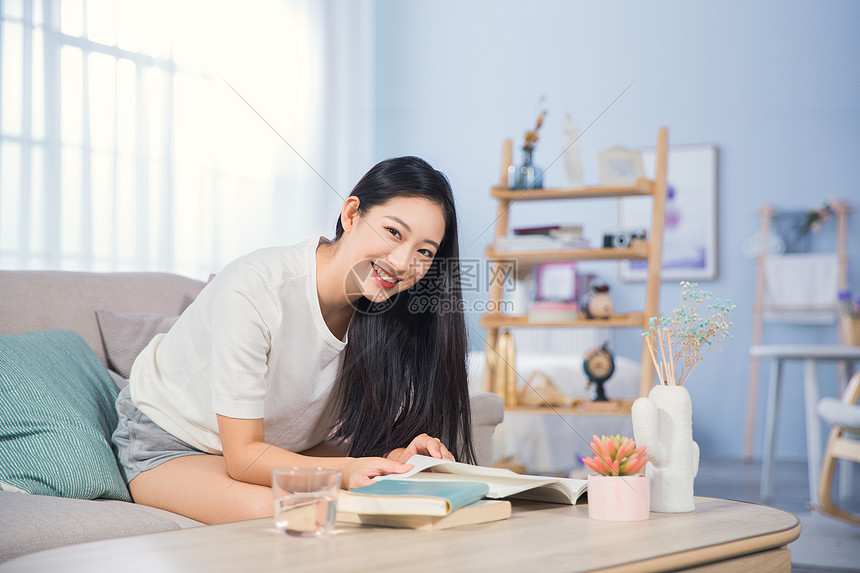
[129,454,273,524]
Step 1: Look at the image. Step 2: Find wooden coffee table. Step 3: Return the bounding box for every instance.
[0,497,800,573]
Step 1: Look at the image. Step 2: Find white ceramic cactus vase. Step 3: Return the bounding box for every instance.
[631,385,700,513]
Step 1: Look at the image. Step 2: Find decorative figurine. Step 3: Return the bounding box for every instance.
[583,342,615,401]
[562,112,584,187]
[582,283,614,319]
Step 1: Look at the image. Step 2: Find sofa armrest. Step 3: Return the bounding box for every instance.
[469,392,505,466]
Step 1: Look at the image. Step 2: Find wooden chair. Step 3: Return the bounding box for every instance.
[816,370,860,525]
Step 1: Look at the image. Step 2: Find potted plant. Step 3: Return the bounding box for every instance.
[583,434,649,521]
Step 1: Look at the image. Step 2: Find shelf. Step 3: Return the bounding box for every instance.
[486,240,648,263]
[505,399,635,417]
[482,128,668,403]
[491,178,653,201]
[480,312,645,329]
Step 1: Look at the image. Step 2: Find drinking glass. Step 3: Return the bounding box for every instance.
[272,467,341,537]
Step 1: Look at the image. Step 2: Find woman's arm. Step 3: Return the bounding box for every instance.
[216,415,412,489]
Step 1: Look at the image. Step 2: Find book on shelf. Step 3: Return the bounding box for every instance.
[337,499,511,530]
[494,235,591,253]
[513,224,584,237]
[376,455,588,505]
[336,479,489,516]
[528,300,579,322]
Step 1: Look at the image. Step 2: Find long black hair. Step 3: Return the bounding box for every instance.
[330,156,476,464]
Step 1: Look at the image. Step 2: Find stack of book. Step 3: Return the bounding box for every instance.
[528,300,580,322]
[336,455,587,530]
[337,480,510,530]
[495,224,590,252]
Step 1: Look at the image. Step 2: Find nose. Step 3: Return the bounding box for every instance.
[386,243,414,277]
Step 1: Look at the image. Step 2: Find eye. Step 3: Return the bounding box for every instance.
[418,249,435,259]
[385,227,401,239]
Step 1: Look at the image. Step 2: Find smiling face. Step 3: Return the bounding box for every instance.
[339,195,446,303]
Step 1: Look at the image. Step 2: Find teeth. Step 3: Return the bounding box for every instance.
[373,263,398,283]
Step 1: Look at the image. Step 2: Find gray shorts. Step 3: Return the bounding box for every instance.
[112,385,207,485]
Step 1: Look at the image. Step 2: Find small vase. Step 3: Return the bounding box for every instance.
[842,316,860,346]
[631,385,700,513]
[508,147,543,189]
[587,474,650,521]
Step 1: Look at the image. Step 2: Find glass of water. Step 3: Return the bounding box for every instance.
[272,467,341,537]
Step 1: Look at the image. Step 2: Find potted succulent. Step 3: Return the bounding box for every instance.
[583,434,650,521]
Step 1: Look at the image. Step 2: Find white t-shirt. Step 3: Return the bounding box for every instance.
[130,237,347,454]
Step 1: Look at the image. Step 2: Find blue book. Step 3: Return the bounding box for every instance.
[336,479,489,516]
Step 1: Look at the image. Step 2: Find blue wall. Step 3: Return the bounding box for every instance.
[374,0,860,460]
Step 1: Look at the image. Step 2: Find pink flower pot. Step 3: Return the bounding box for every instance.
[587,474,650,521]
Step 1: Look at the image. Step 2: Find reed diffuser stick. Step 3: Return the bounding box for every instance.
[667,331,676,386]
[658,329,669,384]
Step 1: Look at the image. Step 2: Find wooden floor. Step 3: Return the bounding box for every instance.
[695,457,860,572]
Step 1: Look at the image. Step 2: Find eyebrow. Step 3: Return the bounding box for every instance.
[385,216,440,249]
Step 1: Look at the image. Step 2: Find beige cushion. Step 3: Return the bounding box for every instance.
[96,310,178,378]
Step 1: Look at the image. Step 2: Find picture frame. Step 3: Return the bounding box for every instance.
[619,144,719,282]
[596,146,645,185]
[535,261,577,301]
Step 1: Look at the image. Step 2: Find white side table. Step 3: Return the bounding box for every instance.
[750,345,860,504]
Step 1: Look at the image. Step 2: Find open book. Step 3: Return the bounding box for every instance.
[376,455,588,505]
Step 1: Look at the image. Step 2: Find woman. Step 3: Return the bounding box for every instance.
[112,157,475,524]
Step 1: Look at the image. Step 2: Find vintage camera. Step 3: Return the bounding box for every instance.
[602,228,647,249]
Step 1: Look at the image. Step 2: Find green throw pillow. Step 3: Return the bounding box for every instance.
[0,330,131,501]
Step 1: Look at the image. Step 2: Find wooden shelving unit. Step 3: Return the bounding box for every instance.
[482,128,669,415]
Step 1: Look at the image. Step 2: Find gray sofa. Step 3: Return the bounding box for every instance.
[0,270,504,563]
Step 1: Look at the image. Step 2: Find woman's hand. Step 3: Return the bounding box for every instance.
[343,457,413,489]
[387,433,454,464]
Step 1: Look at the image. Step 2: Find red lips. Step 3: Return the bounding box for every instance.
[371,262,400,289]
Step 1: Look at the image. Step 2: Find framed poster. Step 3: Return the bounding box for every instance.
[619,144,719,282]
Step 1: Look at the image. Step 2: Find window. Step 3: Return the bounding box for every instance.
[0,0,328,278]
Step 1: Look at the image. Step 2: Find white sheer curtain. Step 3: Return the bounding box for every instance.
[0,0,374,279]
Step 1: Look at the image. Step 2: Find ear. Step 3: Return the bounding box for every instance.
[340,196,362,233]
